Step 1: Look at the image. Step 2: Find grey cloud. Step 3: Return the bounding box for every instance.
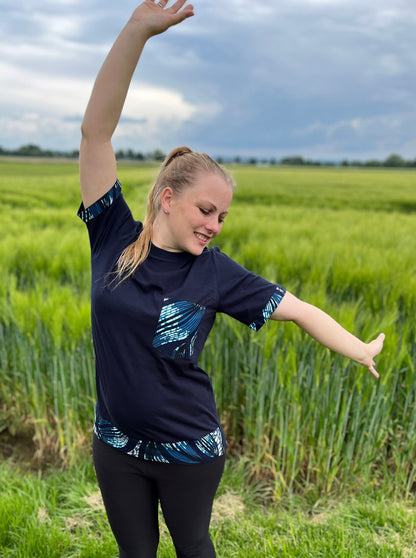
[1,0,415,159]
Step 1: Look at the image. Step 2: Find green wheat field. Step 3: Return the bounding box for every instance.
[1,159,415,556]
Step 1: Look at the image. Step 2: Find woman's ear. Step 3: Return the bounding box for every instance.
[160,187,174,214]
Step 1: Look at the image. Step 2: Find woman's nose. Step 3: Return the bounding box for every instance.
[205,217,220,235]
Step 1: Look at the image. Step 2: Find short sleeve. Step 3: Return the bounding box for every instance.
[77,180,122,223]
[211,248,286,331]
[77,180,140,256]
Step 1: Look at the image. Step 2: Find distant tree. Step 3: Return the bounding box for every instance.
[281,156,304,166]
[16,144,43,156]
[148,149,165,161]
[383,153,406,167]
[2,144,413,167]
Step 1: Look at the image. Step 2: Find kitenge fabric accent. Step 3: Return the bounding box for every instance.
[94,413,225,464]
[77,180,122,222]
[249,286,286,330]
[152,299,206,359]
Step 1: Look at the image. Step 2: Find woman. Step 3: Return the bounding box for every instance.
[78,2,385,557]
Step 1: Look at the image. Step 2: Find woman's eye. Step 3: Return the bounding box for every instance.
[199,208,209,216]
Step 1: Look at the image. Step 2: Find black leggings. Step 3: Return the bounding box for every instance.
[92,435,225,558]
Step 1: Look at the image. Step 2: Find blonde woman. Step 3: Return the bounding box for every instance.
[78,2,385,557]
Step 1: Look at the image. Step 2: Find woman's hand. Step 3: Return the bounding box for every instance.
[130,0,194,39]
[358,333,385,378]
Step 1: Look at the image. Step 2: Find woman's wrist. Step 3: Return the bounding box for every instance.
[128,15,155,40]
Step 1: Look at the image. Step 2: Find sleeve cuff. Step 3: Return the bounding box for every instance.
[77,180,122,223]
[249,285,286,331]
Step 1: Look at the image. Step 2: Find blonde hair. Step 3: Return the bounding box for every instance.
[114,146,235,283]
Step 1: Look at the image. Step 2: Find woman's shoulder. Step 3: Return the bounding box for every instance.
[78,180,142,253]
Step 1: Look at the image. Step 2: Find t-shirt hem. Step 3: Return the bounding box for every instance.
[94,412,226,465]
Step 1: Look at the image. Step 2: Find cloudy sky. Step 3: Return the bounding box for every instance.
[1,0,415,161]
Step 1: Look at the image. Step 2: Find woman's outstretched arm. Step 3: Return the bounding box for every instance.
[271,292,385,378]
[79,0,194,207]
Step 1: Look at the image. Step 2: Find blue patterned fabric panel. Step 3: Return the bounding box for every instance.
[152,299,206,359]
[77,180,122,223]
[94,414,225,464]
[249,285,286,331]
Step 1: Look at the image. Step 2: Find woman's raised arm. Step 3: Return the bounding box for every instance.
[79,0,194,208]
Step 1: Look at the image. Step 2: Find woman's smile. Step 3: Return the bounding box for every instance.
[195,231,211,244]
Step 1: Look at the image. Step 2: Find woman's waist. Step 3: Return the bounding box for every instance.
[94,410,226,464]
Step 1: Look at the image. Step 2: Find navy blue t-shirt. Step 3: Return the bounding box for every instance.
[79,181,286,445]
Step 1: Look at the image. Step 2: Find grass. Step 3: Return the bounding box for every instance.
[0,456,415,557]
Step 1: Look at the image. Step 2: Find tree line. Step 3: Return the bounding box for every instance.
[1,144,415,168]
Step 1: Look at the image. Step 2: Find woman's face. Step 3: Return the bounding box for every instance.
[158,172,233,255]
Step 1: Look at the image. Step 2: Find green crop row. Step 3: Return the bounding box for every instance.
[0,160,415,497]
